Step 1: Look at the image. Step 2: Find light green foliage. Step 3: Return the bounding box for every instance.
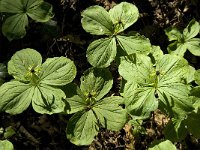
[165,19,200,56]
[0,48,76,114]
[148,140,177,150]
[119,54,194,118]
[0,63,7,86]
[0,0,53,41]
[81,2,151,68]
[64,68,127,145]
[0,140,14,150]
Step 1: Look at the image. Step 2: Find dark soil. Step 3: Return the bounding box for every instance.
[1,0,200,149]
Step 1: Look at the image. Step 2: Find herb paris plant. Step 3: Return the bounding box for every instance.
[0,0,53,41]
[63,68,127,145]
[81,2,152,68]
[165,19,200,56]
[119,50,194,119]
[0,48,76,114]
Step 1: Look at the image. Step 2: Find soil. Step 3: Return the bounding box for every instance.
[0,0,200,149]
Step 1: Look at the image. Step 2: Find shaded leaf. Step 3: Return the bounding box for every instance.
[80,68,113,101]
[0,81,33,114]
[165,27,182,41]
[93,96,127,131]
[2,14,28,41]
[66,110,99,145]
[32,84,65,114]
[109,2,139,33]
[183,19,200,40]
[87,38,116,68]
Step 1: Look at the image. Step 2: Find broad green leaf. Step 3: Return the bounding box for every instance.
[81,5,113,35]
[156,55,193,116]
[0,0,53,40]
[8,48,42,82]
[150,46,164,63]
[63,83,87,114]
[0,81,33,114]
[80,68,113,101]
[0,63,7,86]
[183,19,200,40]
[167,41,187,57]
[109,2,139,33]
[93,96,127,131]
[40,57,76,86]
[120,54,193,117]
[194,69,200,85]
[0,140,14,150]
[182,65,195,83]
[87,38,116,68]
[116,35,151,55]
[66,110,99,145]
[185,109,200,138]
[0,0,23,13]
[27,1,53,22]
[164,118,187,142]
[2,14,28,41]
[127,87,158,118]
[149,140,176,150]
[165,27,182,41]
[186,38,200,56]
[32,84,65,114]
[119,54,154,84]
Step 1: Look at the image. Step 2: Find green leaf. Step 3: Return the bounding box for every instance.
[186,38,200,56]
[119,54,154,84]
[0,63,7,86]
[149,140,177,150]
[116,35,151,55]
[0,81,33,114]
[64,83,87,114]
[0,0,23,13]
[4,126,16,139]
[126,86,158,118]
[182,65,195,84]
[66,110,99,145]
[2,14,28,41]
[120,54,193,117]
[109,2,139,33]
[185,109,200,138]
[87,38,116,68]
[183,19,200,40]
[80,68,113,101]
[27,1,53,22]
[194,69,200,85]
[164,118,187,142]
[165,27,182,41]
[150,46,164,63]
[32,84,65,114]
[0,140,14,150]
[93,96,127,131]
[81,5,114,35]
[0,0,53,40]
[8,48,42,82]
[39,57,76,86]
[156,55,194,116]
[167,41,187,57]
